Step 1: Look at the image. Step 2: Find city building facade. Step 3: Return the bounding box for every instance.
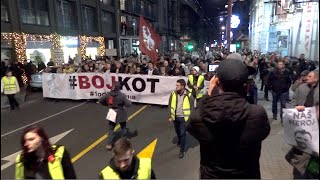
[1,0,118,64]
[249,0,319,63]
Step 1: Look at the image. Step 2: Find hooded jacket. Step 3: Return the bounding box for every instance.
[99,82,132,123]
[187,93,270,179]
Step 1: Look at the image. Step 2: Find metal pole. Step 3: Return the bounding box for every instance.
[227,0,232,52]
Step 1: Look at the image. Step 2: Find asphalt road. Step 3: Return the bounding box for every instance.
[1,85,293,179]
[1,91,200,179]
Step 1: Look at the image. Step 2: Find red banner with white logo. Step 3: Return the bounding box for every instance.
[139,16,161,62]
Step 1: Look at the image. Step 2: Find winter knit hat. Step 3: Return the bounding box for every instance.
[192,66,200,73]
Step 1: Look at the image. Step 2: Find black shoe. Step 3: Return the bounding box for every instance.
[127,130,138,138]
[273,116,277,120]
[179,152,185,158]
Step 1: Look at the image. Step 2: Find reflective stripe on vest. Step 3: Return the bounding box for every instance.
[170,91,191,122]
[100,158,152,179]
[187,75,204,99]
[15,145,65,180]
[3,77,17,92]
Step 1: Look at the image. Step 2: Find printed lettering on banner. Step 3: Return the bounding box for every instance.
[283,107,319,154]
[42,73,188,105]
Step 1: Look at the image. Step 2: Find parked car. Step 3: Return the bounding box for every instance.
[29,70,43,90]
[29,66,57,90]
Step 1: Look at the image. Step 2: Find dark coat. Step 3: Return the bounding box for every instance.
[99,82,132,123]
[187,93,270,179]
[267,69,292,93]
[144,68,160,75]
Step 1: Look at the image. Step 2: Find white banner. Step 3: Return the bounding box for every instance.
[283,107,319,154]
[42,73,188,105]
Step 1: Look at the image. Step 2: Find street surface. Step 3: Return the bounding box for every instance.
[1,80,294,179]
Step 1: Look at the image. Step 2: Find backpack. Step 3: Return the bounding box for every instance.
[108,96,114,105]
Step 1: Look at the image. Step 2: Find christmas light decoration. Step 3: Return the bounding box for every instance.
[95,37,105,56]
[2,32,105,81]
[50,33,61,49]
[79,36,105,59]
[79,35,87,60]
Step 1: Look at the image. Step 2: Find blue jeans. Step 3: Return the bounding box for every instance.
[108,121,127,144]
[272,91,288,119]
[174,116,187,152]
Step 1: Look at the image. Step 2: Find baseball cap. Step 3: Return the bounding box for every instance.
[216,59,249,88]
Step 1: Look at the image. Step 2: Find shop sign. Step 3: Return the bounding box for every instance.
[106,49,117,56]
[53,49,64,64]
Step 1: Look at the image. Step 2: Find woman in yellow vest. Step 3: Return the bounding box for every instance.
[15,125,76,179]
[1,70,20,110]
[187,66,204,107]
[99,138,156,179]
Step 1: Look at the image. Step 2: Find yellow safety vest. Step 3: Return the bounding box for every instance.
[188,75,204,99]
[15,145,65,180]
[170,91,191,121]
[100,158,152,179]
[2,76,17,92]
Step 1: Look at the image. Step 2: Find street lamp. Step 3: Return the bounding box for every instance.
[221,26,226,30]
[219,17,223,21]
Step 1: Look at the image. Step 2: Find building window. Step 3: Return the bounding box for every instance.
[102,11,114,33]
[132,0,136,13]
[121,16,127,35]
[18,0,49,26]
[148,4,152,18]
[132,18,138,36]
[141,1,144,15]
[100,0,113,6]
[1,0,9,22]
[126,16,133,36]
[82,6,97,32]
[56,0,77,29]
[120,0,126,10]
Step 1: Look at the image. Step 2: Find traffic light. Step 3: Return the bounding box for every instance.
[187,44,194,51]
[236,42,241,48]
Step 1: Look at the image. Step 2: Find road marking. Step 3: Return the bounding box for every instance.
[137,139,158,159]
[24,99,39,104]
[71,105,149,163]
[1,129,74,171]
[1,102,87,138]
[1,99,39,111]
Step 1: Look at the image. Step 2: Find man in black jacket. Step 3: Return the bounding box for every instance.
[267,60,292,121]
[187,59,270,179]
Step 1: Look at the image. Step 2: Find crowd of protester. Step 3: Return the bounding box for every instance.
[1,48,318,89]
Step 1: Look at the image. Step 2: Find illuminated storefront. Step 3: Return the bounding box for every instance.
[249,0,319,62]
